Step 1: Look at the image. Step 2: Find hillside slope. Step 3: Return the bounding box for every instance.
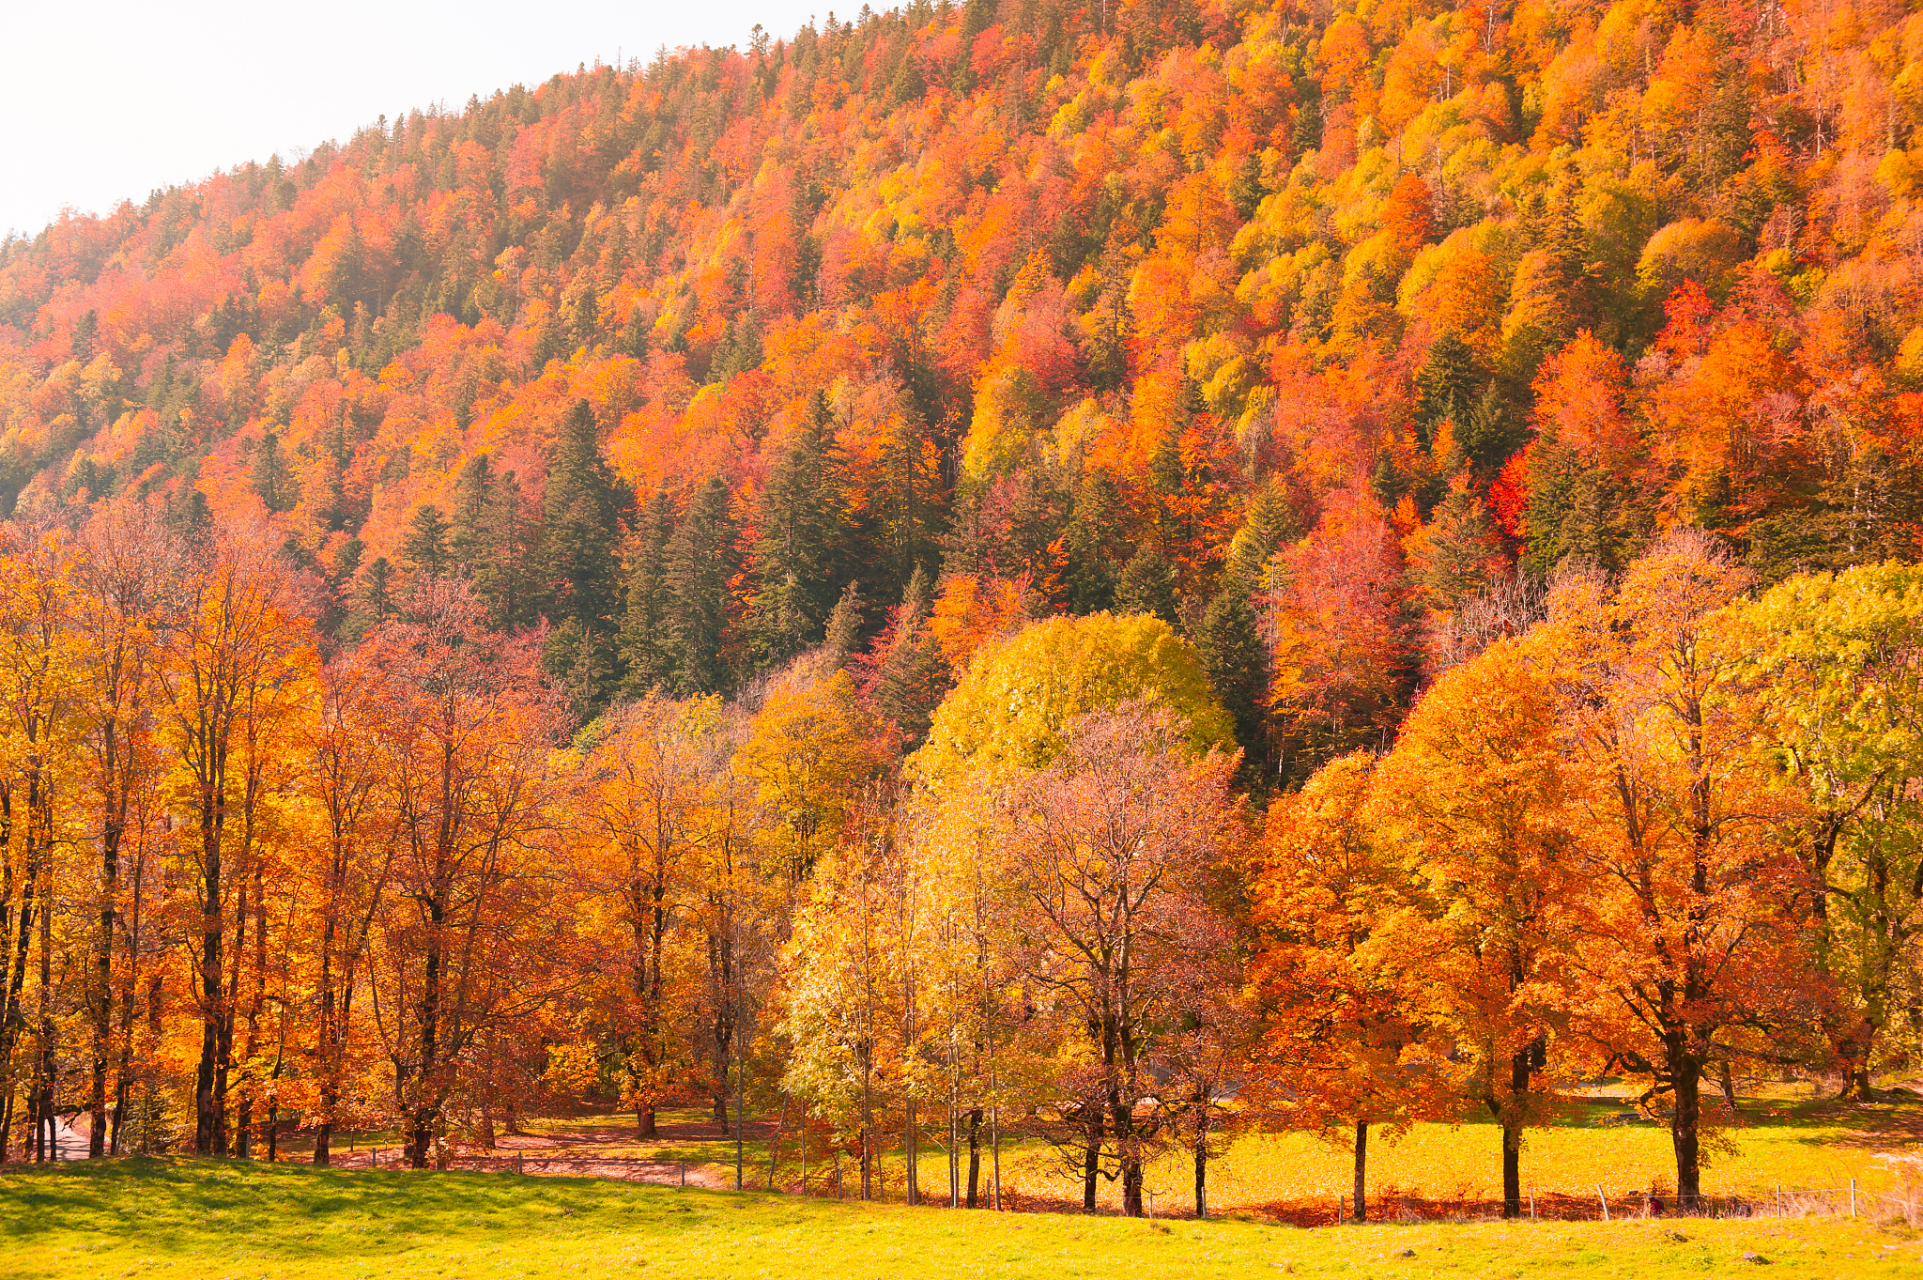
[2,0,1919,750]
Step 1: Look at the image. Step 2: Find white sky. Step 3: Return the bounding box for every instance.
[1,0,831,238]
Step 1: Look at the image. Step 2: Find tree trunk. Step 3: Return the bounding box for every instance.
[1121,1156,1144,1217]
[1195,1138,1207,1219]
[1672,1057,1702,1210]
[88,807,119,1159]
[1081,1107,1101,1213]
[194,777,225,1157]
[966,1108,982,1208]
[1352,1121,1368,1223]
[904,1096,918,1205]
[1502,1041,1534,1218]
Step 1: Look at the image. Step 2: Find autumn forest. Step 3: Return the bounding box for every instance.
[0,0,1921,1227]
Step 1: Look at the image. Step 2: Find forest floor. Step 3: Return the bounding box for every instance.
[266,1089,1923,1221]
[1,1157,1921,1279]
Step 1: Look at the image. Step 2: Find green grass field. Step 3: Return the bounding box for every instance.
[1,1158,1920,1280]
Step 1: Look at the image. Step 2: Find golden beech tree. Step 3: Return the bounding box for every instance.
[69,505,172,1157]
[1248,752,1443,1223]
[153,521,315,1158]
[576,690,728,1137]
[298,650,397,1165]
[0,519,84,1161]
[1367,637,1581,1218]
[1538,534,1820,1207]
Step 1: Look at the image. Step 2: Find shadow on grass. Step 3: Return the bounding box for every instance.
[0,1156,747,1263]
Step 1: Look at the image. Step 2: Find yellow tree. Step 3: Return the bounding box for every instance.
[1248,752,1443,1223]
[0,518,84,1160]
[1367,638,1581,1217]
[1541,534,1816,1207]
[579,689,727,1137]
[70,504,172,1156]
[154,520,314,1157]
[298,650,398,1164]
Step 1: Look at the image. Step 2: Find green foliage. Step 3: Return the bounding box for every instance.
[666,476,740,696]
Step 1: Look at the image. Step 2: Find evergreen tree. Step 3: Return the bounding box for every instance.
[449,452,495,569]
[1459,383,1524,475]
[618,491,677,696]
[667,476,741,695]
[543,399,626,630]
[1197,583,1269,782]
[253,430,294,513]
[344,556,396,642]
[1414,332,1480,449]
[1412,479,1504,610]
[862,565,947,747]
[474,469,542,630]
[750,396,848,663]
[401,504,451,579]
[1063,468,1123,614]
[824,582,863,667]
[1115,544,1180,627]
[1228,483,1301,588]
[164,484,213,544]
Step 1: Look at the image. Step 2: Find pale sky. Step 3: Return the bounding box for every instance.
[1,1,831,238]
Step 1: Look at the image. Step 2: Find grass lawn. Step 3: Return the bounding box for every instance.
[1,1158,1920,1280]
[378,1094,1919,1222]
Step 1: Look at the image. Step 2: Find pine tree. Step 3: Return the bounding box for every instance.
[450,452,495,570]
[344,556,396,642]
[861,566,946,746]
[750,396,848,663]
[475,469,542,630]
[1115,544,1180,627]
[401,505,451,579]
[1411,478,1504,610]
[1414,333,1480,449]
[543,399,626,630]
[1197,584,1269,782]
[1063,469,1123,614]
[618,491,676,695]
[253,430,294,513]
[668,476,741,696]
[1228,483,1301,588]
[824,582,863,666]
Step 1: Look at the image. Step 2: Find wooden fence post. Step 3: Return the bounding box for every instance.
[1849,1179,1856,1218]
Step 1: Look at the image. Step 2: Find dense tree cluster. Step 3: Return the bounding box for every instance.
[2,0,1920,778]
[1,0,1923,1222]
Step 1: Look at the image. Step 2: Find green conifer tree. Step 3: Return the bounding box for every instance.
[1063,469,1123,614]
[401,504,451,579]
[543,399,627,630]
[668,476,741,695]
[749,395,848,663]
[1197,583,1269,782]
[1115,544,1180,627]
[618,491,677,695]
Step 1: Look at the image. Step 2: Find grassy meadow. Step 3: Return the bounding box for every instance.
[297,1092,1919,1222]
[1,1157,1920,1280]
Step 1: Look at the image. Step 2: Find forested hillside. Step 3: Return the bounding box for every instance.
[5,0,1920,760]
[2,0,1922,1224]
